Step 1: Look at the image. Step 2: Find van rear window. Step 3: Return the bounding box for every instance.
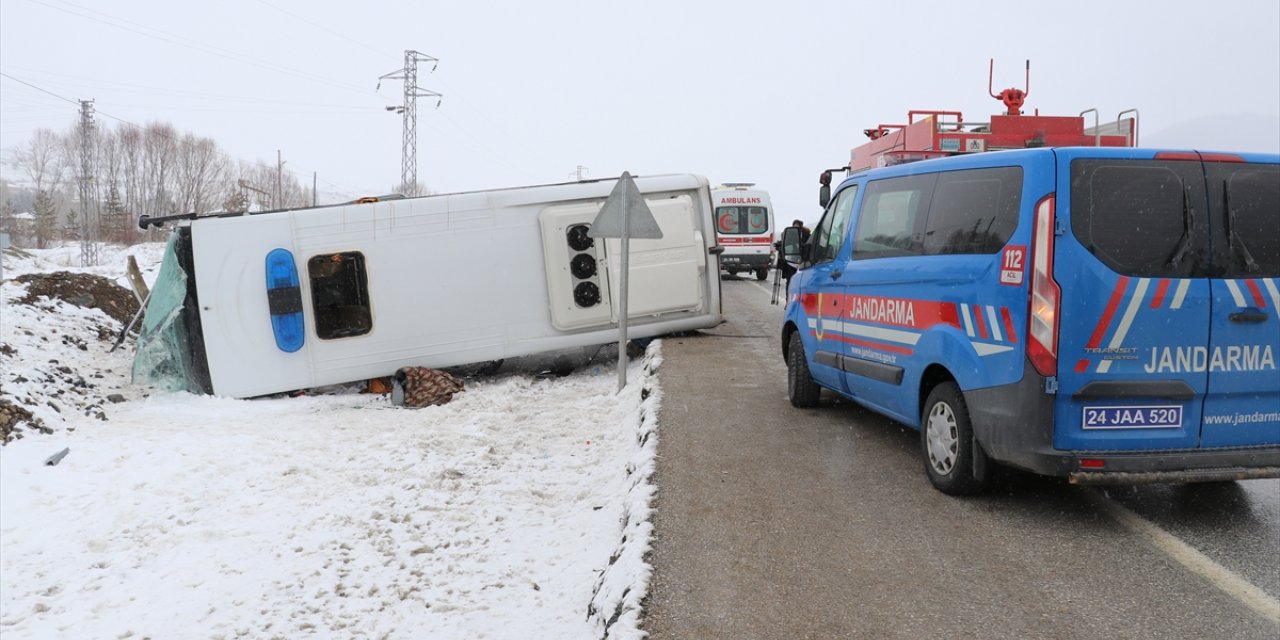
[1208,162,1279,278]
[1070,159,1207,277]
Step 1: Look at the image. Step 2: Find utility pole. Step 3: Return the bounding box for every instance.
[276,150,285,209]
[570,165,589,181]
[78,99,98,267]
[378,50,442,195]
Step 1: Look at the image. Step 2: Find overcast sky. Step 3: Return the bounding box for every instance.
[2,0,1278,223]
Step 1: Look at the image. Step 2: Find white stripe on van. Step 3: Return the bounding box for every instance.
[985,306,1003,342]
[1170,279,1190,309]
[973,342,1014,356]
[960,304,975,337]
[839,321,923,346]
[1224,279,1247,307]
[1097,278,1151,374]
[1262,278,1280,311]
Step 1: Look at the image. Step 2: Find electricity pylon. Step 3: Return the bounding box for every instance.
[78,99,98,266]
[378,50,442,195]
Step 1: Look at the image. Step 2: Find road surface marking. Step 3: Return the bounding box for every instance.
[749,278,775,299]
[1090,490,1280,625]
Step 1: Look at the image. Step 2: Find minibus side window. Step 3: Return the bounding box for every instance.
[923,167,1022,255]
[308,251,373,339]
[853,174,935,260]
[812,185,858,263]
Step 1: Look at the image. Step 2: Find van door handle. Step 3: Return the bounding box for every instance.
[1229,310,1267,323]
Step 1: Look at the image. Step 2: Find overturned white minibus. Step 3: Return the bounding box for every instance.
[133,174,724,398]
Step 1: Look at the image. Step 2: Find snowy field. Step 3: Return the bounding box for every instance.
[1,243,658,639]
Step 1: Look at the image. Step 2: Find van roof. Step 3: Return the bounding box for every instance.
[842,146,1280,185]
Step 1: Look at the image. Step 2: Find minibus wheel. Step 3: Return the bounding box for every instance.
[921,382,986,495]
[787,332,820,408]
[755,269,768,281]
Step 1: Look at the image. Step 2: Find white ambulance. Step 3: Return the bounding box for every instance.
[711,183,775,280]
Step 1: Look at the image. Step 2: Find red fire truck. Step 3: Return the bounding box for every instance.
[843,60,1138,173]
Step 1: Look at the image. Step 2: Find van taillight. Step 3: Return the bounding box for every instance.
[1027,195,1060,377]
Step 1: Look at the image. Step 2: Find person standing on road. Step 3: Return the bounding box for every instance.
[790,218,811,244]
[773,219,812,304]
[776,219,810,279]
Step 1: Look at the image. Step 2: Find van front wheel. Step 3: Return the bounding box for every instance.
[787,332,820,408]
[756,268,769,281]
[921,382,987,495]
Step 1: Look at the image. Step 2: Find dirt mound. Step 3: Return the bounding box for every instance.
[0,399,51,443]
[13,271,140,325]
[3,271,139,444]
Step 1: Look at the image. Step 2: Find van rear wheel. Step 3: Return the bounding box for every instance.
[921,382,987,495]
[787,332,820,408]
[756,268,769,281]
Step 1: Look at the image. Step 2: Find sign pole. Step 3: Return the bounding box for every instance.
[586,171,662,394]
[617,192,629,392]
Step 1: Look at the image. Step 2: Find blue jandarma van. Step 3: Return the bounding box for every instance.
[780,147,1279,494]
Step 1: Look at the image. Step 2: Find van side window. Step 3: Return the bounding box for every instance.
[812,185,858,263]
[923,167,1022,255]
[308,252,373,339]
[1208,162,1280,277]
[1070,159,1206,277]
[853,174,934,260]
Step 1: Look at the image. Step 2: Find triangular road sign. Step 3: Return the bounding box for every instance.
[587,171,663,239]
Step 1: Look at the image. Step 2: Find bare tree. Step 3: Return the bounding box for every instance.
[118,126,143,231]
[8,118,327,245]
[174,133,228,214]
[14,130,66,248]
[0,192,18,246]
[393,180,436,198]
[141,122,179,219]
[96,129,133,244]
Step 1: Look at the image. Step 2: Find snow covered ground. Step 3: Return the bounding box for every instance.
[1,243,659,639]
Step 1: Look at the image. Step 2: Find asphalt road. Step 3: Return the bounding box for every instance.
[642,275,1280,640]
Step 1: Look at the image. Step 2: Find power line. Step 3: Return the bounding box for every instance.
[0,71,77,103]
[24,0,385,101]
[254,0,401,62]
[3,63,379,107]
[0,71,361,200]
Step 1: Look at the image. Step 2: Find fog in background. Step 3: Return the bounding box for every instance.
[3,0,1278,225]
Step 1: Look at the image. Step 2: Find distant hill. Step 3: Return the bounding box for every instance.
[1143,113,1280,153]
